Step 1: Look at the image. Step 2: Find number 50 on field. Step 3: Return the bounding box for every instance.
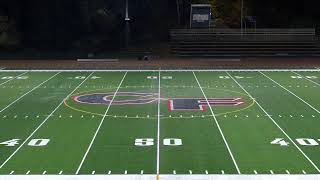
[135,138,182,146]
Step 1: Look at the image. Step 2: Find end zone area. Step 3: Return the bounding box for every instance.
[0,69,319,179]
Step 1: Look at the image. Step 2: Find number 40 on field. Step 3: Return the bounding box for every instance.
[0,139,49,147]
[271,138,320,146]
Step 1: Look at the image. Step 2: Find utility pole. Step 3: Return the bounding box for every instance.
[176,0,181,25]
[125,0,130,49]
[241,0,244,35]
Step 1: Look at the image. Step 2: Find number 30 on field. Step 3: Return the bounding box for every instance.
[135,138,182,146]
[0,139,50,147]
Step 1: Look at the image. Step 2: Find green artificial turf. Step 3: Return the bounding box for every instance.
[0,70,319,175]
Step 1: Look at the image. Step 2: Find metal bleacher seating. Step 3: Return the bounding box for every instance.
[170,28,320,57]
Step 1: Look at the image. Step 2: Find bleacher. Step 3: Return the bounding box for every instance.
[170,29,320,57]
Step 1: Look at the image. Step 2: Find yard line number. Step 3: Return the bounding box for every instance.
[291,76,318,79]
[0,139,50,147]
[147,76,172,80]
[68,76,101,80]
[219,76,252,79]
[135,138,182,146]
[271,138,320,147]
[1,76,28,80]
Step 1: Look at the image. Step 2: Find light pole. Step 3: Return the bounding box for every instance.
[241,0,244,35]
[125,0,130,49]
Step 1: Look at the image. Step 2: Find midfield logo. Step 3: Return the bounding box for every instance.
[73,92,244,112]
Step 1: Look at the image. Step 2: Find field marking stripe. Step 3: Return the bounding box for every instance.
[0,71,28,86]
[156,71,161,175]
[193,71,241,174]
[76,71,128,174]
[226,71,320,173]
[291,71,320,87]
[0,72,61,114]
[260,71,320,114]
[1,69,320,72]
[0,72,94,169]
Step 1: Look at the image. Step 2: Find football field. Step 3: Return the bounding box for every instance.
[0,69,320,178]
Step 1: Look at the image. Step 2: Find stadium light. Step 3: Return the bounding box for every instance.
[125,0,130,49]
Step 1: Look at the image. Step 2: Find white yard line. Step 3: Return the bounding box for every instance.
[226,71,320,173]
[76,72,128,174]
[1,69,320,72]
[291,71,320,86]
[0,72,60,114]
[0,72,28,86]
[0,72,94,169]
[192,71,241,174]
[260,71,320,114]
[156,71,161,175]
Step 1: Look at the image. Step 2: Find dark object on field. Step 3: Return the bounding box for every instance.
[138,51,152,61]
